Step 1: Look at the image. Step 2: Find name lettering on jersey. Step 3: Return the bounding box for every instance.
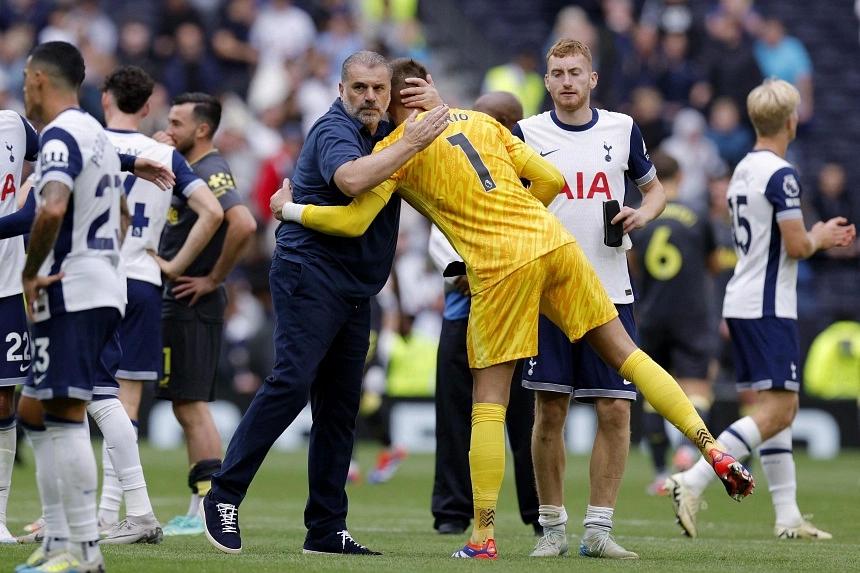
[5,142,13,162]
[91,132,109,167]
[659,203,698,227]
[448,112,469,122]
[560,171,612,200]
[1,173,15,201]
[41,139,70,170]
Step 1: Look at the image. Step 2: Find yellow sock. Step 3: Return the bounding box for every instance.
[196,480,212,497]
[619,350,717,457]
[469,402,506,545]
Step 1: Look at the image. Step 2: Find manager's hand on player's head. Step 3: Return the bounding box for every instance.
[402,105,450,152]
[270,178,294,222]
[400,75,442,110]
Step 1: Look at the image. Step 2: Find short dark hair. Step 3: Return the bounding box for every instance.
[650,150,680,181]
[29,41,85,89]
[102,66,154,114]
[390,58,428,97]
[173,92,222,138]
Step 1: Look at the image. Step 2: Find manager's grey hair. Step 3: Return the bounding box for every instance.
[341,50,392,82]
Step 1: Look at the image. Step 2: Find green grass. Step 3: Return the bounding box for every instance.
[4,444,860,572]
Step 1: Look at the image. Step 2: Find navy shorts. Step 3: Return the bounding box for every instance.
[93,332,122,400]
[23,308,121,401]
[522,304,638,402]
[116,279,162,381]
[0,293,30,387]
[727,317,800,392]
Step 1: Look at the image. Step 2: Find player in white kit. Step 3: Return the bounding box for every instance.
[0,109,39,544]
[14,41,126,573]
[96,66,221,543]
[666,79,855,539]
[516,39,666,559]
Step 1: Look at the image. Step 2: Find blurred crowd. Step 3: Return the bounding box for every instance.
[1,0,858,404]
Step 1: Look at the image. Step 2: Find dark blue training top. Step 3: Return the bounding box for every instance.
[275,99,401,299]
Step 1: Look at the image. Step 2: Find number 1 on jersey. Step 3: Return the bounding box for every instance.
[446,133,497,191]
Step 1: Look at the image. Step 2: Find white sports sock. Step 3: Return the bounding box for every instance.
[88,399,152,517]
[25,425,70,545]
[187,493,200,518]
[758,427,802,526]
[0,419,16,526]
[682,416,761,496]
[98,439,122,524]
[583,505,614,532]
[47,418,100,548]
[537,504,567,531]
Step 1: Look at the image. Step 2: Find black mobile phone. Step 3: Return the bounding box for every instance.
[603,200,623,247]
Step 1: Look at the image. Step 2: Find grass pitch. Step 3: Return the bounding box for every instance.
[4,443,859,572]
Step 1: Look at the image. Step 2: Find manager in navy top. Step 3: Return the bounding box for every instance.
[205,50,448,556]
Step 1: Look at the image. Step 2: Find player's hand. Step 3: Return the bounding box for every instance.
[147,249,180,281]
[400,75,443,110]
[811,217,856,251]
[402,105,450,152]
[270,178,294,221]
[133,157,175,190]
[453,275,471,297]
[171,275,218,306]
[612,206,649,234]
[152,131,175,146]
[21,272,64,320]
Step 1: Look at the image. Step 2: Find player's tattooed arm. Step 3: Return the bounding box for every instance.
[21,181,69,315]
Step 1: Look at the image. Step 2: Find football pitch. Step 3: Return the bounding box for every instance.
[4,444,860,572]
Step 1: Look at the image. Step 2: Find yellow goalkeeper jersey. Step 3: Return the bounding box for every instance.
[371,109,574,293]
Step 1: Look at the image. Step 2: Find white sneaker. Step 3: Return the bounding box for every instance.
[775,519,832,540]
[0,522,17,544]
[579,529,639,559]
[16,517,45,544]
[100,513,163,544]
[529,528,568,557]
[665,473,701,538]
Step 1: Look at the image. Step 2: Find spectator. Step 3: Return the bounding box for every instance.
[754,17,814,123]
[212,0,259,98]
[155,0,203,60]
[69,0,118,56]
[117,20,160,80]
[629,85,670,151]
[696,13,762,118]
[294,51,339,136]
[249,0,316,66]
[252,124,303,220]
[161,22,221,98]
[660,108,726,211]
[656,31,699,109]
[620,23,661,99]
[706,97,753,168]
[481,49,545,117]
[316,8,364,85]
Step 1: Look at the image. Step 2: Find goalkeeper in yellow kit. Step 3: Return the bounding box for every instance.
[272,59,755,559]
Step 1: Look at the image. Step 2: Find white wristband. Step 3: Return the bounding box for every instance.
[281,202,306,223]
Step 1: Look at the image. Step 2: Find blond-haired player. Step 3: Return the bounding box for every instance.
[665,79,855,539]
[274,58,755,559]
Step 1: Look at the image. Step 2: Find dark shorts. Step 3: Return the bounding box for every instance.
[23,308,121,401]
[638,316,714,380]
[727,317,800,392]
[156,288,226,402]
[522,304,638,402]
[116,279,163,381]
[0,293,29,387]
[93,332,122,400]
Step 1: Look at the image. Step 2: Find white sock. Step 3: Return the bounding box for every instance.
[98,439,122,524]
[47,418,100,551]
[683,416,761,496]
[583,505,614,533]
[538,504,567,532]
[187,493,200,518]
[0,418,16,526]
[25,424,70,547]
[758,427,802,526]
[89,399,152,517]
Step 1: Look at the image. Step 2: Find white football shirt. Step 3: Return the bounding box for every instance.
[0,111,39,298]
[514,108,656,303]
[722,150,803,319]
[32,108,125,321]
[106,129,204,286]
